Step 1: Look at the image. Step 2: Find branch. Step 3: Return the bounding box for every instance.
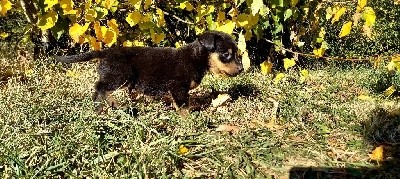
[163,11,194,25]
[262,38,377,62]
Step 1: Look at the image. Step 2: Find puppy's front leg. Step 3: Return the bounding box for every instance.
[168,84,190,118]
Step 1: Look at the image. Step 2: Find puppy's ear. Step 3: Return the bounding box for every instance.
[198,32,216,51]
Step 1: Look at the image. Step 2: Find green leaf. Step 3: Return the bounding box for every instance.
[206,15,215,30]
[284,9,292,21]
[95,7,109,19]
[51,17,69,39]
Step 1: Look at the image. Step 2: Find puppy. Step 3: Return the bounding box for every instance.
[56,31,243,117]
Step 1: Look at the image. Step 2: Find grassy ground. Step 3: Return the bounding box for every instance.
[1,50,400,178]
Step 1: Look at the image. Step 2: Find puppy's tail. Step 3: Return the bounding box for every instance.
[55,51,105,63]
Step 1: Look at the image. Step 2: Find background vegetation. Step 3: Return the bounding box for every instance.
[1,0,400,178]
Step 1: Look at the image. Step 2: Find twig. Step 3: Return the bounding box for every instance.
[262,38,376,62]
[163,11,194,25]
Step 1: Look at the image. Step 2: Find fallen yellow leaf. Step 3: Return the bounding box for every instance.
[368,145,384,163]
[178,145,189,155]
[260,61,273,75]
[384,85,396,97]
[283,58,296,71]
[273,73,285,84]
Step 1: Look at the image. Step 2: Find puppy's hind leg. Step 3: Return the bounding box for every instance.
[168,83,191,118]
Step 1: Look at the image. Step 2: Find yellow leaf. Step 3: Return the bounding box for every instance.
[357,0,367,11]
[339,21,352,38]
[44,0,58,12]
[198,4,214,18]
[103,29,117,47]
[363,7,376,27]
[331,7,346,24]
[126,11,141,27]
[358,95,373,101]
[251,0,263,16]
[299,69,309,83]
[88,36,101,51]
[368,145,384,163]
[260,61,273,75]
[85,9,97,22]
[60,0,73,9]
[247,14,259,27]
[59,0,77,15]
[313,47,326,57]
[216,20,235,34]
[326,7,333,20]
[69,23,90,43]
[37,11,58,30]
[66,69,79,78]
[175,41,182,48]
[178,145,189,155]
[283,58,296,70]
[236,13,249,27]
[291,0,298,7]
[129,0,141,9]
[107,19,119,35]
[102,0,116,9]
[211,94,232,107]
[217,11,226,22]
[179,1,193,11]
[274,73,285,84]
[123,40,133,47]
[195,26,205,35]
[84,1,92,9]
[387,61,399,72]
[242,51,251,72]
[384,85,396,97]
[156,8,165,27]
[150,29,165,44]
[134,40,144,46]
[138,22,152,30]
[216,124,240,133]
[141,13,151,22]
[0,32,8,39]
[0,0,12,16]
[244,30,252,41]
[154,33,165,44]
[144,0,152,9]
[94,21,107,41]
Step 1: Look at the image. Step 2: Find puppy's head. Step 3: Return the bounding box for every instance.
[198,31,243,77]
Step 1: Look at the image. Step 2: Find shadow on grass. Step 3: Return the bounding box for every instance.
[190,83,260,111]
[289,107,400,179]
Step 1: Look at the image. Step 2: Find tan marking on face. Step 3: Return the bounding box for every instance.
[208,52,241,77]
[228,49,232,53]
[190,80,199,89]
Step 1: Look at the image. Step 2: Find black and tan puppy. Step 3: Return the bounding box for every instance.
[56,31,243,117]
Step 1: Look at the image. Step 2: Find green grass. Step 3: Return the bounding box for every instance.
[1,52,400,178]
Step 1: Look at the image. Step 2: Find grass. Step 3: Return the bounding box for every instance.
[1,50,400,178]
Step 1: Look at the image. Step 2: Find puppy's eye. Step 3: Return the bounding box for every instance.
[222,52,230,59]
